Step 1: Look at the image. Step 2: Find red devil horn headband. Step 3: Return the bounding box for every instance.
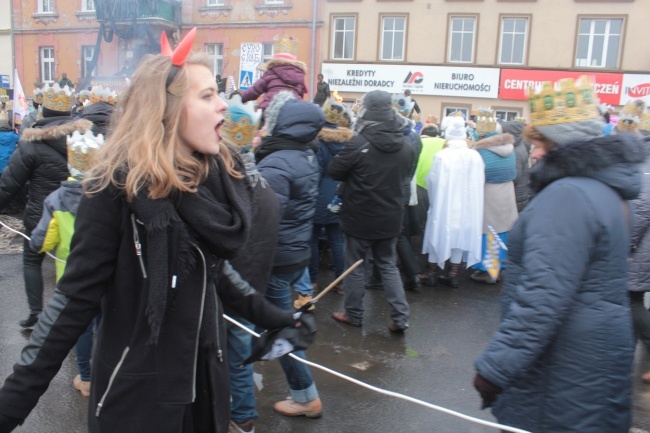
[162,27,198,88]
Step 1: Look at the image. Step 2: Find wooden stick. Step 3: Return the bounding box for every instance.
[299,259,364,312]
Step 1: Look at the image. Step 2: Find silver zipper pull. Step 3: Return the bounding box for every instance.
[217,349,223,362]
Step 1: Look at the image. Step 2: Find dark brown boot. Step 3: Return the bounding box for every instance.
[438,263,460,288]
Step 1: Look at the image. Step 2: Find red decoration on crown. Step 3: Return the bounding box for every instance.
[160,27,197,66]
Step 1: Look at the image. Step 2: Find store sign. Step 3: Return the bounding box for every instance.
[499,69,623,105]
[0,75,9,88]
[321,63,500,99]
[620,74,650,106]
[89,77,130,92]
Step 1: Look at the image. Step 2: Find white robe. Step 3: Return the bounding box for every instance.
[422,139,485,268]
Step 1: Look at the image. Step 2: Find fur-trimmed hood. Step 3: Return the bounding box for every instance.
[318,126,354,143]
[475,133,515,157]
[21,118,94,143]
[530,133,647,198]
[266,57,307,73]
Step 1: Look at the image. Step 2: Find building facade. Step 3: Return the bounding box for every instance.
[11,0,323,99]
[320,0,650,121]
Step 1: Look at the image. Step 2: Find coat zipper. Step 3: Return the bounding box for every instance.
[213,286,224,363]
[191,245,208,402]
[130,214,147,279]
[95,347,130,417]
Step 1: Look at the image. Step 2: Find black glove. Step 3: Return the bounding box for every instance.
[0,413,21,433]
[473,372,502,409]
[243,312,317,365]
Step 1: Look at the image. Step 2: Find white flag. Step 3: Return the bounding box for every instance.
[12,69,29,126]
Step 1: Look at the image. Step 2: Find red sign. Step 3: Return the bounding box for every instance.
[499,69,624,105]
[628,83,650,98]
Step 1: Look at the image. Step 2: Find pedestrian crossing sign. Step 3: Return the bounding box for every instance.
[239,71,254,90]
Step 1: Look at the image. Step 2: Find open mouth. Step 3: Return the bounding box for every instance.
[215,119,224,140]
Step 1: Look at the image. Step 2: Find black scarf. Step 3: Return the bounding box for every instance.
[129,156,252,345]
[255,136,318,164]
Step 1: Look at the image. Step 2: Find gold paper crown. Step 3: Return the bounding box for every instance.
[528,75,599,127]
[514,116,528,124]
[273,34,298,57]
[475,107,497,136]
[639,112,650,133]
[89,86,117,105]
[322,98,346,125]
[617,99,646,133]
[67,130,105,178]
[33,88,44,105]
[43,83,75,113]
[0,89,8,103]
[221,94,262,148]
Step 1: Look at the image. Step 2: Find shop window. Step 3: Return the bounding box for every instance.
[443,106,469,119]
[495,109,520,122]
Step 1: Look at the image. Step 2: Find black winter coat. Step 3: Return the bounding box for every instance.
[0,184,294,433]
[0,118,92,232]
[76,101,115,136]
[329,117,415,240]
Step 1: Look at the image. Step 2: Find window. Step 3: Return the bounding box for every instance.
[40,47,55,83]
[443,106,469,119]
[495,109,520,122]
[332,17,355,60]
[82,46,95,77]
[207,0,225,5]
[264,0,285,4]
[575,17,623,68]
[381,16,406,61]
[498,17,528,65]
[448,16,476,63]
[38,0,54,13]
[206,44,223,76]
[82,0,95,11]
[262,43,274,63]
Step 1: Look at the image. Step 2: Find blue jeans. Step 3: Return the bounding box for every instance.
[266,269,319,403]
[309,223,344,283]
[76,315,100,381]
[227,316,258,423]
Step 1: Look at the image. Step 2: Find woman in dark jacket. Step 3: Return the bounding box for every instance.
[474,79,645,432]
[0,105,92,327]
[309,99,353,292]
[628,136,650,382]
[501,120,530,212]
[0,43,309,433]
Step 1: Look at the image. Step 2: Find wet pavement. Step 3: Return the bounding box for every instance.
[1,246,650,432]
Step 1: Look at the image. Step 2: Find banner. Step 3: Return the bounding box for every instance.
[620,74,650,106]
[321,63,500,99]
[499,69,623,105]
[239,43,263,91]
[12,70,29,126]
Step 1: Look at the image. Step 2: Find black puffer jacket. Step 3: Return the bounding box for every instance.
[76,101,115,136]
[0,117,93,232]
[329,117,415,240]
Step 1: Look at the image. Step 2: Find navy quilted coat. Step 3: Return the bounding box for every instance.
[475,134,646,433]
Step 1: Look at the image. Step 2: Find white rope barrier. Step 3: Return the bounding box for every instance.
[223,314,531,433]
[0,219,66,263]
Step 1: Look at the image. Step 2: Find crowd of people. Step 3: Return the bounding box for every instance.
[0,28,649,433]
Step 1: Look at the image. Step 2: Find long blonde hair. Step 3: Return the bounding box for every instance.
[85,52,241,201]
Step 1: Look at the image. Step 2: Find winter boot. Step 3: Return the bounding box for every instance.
[438,263,460,288]
[293,294,315,311]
